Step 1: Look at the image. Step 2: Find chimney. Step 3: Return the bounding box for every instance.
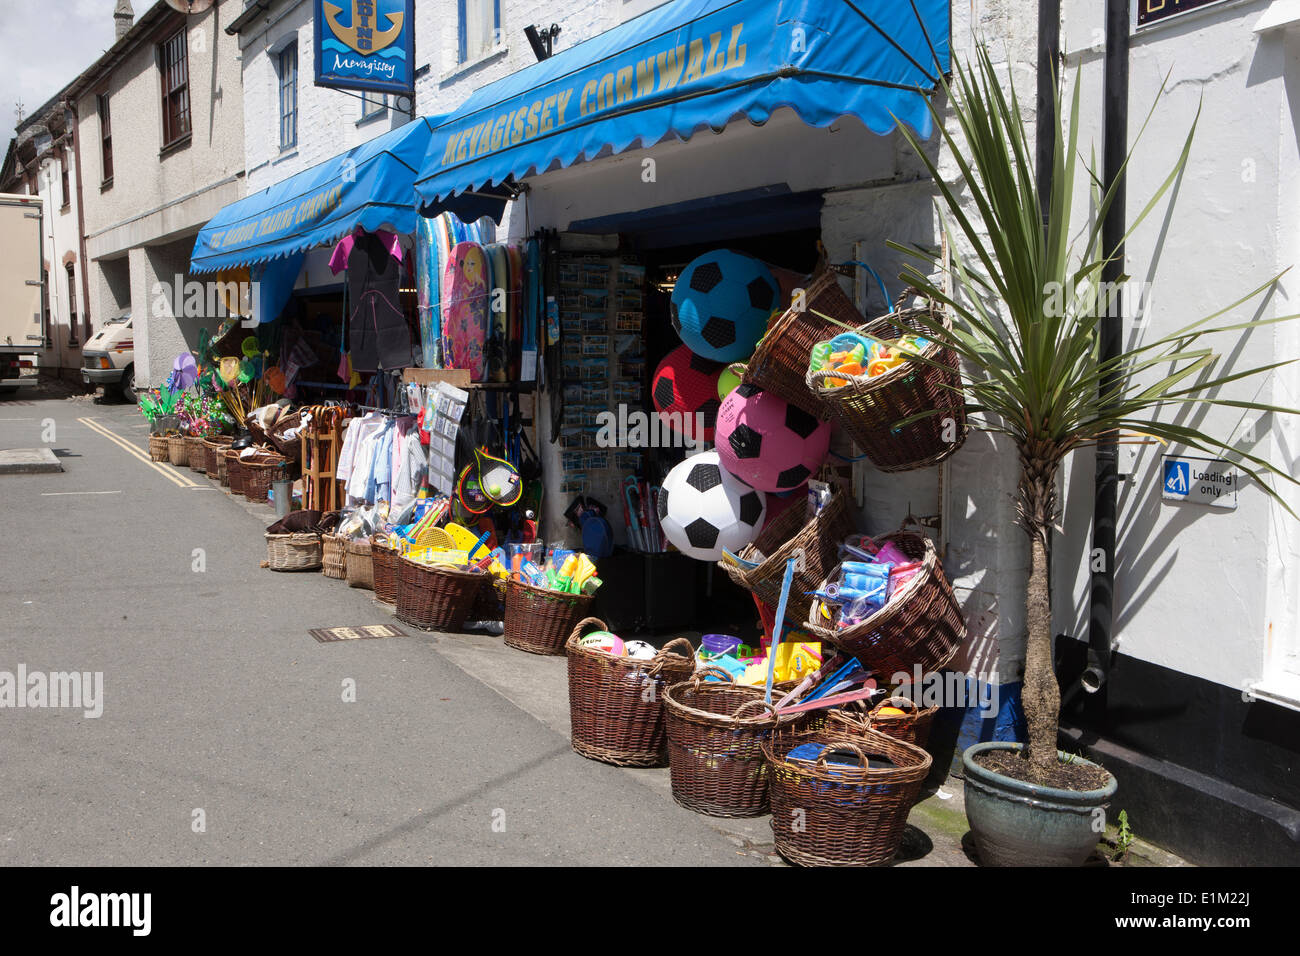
[114,0,134,40]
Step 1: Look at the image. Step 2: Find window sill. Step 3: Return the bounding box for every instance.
[357,109,389,128]
[99,178,113,192]
[160,133,192,159]
[1247,673,1300,713]
[274,148,299,164]
[60,203,71,213]
[441,45,507,83]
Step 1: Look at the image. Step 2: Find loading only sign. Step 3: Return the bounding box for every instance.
[1161,455,1239,510]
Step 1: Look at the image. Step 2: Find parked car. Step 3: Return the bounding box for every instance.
[81,313,136,402]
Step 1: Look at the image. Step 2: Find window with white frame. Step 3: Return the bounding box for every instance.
[361,90,387,119]
[458,0,501,64]
[279,42,298,150]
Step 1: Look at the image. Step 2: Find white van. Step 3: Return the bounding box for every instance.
[81,312,136,402]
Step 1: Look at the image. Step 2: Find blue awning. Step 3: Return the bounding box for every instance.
[190,116,440,274]
[414,0,949,219]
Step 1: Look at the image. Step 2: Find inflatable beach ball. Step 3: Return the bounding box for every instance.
[670,250,779,363]
[716,384,832,493]
[658,451,766,561]
[652,344,723,441]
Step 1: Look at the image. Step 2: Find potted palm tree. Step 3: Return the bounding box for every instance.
[887,47,1299,865]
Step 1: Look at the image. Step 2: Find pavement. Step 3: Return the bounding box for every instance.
[0,384,1183,867]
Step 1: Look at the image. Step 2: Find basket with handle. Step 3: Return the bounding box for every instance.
[242,452,289,503]
[503,579,594,656]
[808,287,967,472]
[741,268,866,418]
[203,435,233,476]
[345,537,374,590]
[663,668,805,818]
[148,435,169,462]
[806,527,966,677]
[718,488,855,627]
[395,557,484,632]
[763,726,931,866]
[265,532,323,571]
[828,693,939,750]
[167,435,189,467]
[565,618,696,767]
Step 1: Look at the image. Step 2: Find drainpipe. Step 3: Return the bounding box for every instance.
[1085,0,1130,714]
[1036,0,1061,228]
[68,99,93,341]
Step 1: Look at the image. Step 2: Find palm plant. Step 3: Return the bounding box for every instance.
[888,46,1299,780]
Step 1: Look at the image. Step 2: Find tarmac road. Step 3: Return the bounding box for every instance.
[0,392,765,866]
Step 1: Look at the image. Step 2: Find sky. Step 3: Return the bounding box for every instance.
[0,0,119,135]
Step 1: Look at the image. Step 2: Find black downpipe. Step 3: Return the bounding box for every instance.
[1086,1,1130,718]
[1036,0,1061,228]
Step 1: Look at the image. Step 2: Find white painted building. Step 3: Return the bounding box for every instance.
[2,90,90,378]
[69,0,246,390]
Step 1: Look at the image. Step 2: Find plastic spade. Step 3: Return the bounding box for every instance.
[765,557,797,706]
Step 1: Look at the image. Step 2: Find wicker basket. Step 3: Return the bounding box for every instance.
[764,727,932,866]
[203,435,233,476]
[565,617,696,767]
[663,670,803,817]
[829,694,939,750]
[395,557,485,632]
[503,579,594,656]
[148,435,169,462]
[242,452,288,503]
[225,450,245,495]
[321,533,347,579]
[371,537,400,604]
[742,269,865,417]
[807,529,965,677]
[809,288,967,472]
[186,436,207,473]
[719,489,855,627]
[265,532,323,571]
[167,435,189,467]
[345,537,374,590]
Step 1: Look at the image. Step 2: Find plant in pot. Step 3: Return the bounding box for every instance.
[890,48,1299,865]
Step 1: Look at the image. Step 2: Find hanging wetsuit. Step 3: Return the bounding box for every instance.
[347,231,411,372]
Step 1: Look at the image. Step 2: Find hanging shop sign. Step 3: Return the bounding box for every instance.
[1161,455,1238,510]
[1135,0,1233,30]
[314,0,415,96]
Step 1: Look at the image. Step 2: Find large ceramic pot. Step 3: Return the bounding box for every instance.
[963,741,1117,867]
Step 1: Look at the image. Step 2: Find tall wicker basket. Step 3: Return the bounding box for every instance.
[345,537,374,590]
[148,435,169,462]
[719,489,855,627]
[763,727,931,866]
[186,436,207,473]
[243,452,288,503]
[503,580,593,656]
[565,617,696,767]
[321,533,347,579]
[809,288,967,472]
[370,537,400,605]
[806,529,965,677]
[167,435,189,467]
[225,450,246,495]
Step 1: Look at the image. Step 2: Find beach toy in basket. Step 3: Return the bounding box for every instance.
[565,617,695,767]
[807,287,967,472]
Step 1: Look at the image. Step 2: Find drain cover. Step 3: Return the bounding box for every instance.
[309,624,407,643]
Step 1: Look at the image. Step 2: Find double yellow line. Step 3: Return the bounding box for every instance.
[78,417,199,489]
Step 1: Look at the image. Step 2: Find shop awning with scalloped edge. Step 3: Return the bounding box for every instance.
[413,0,949,221]
[190,115,440,274]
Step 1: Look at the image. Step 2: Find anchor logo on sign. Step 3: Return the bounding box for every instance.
[323,0,404,55]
